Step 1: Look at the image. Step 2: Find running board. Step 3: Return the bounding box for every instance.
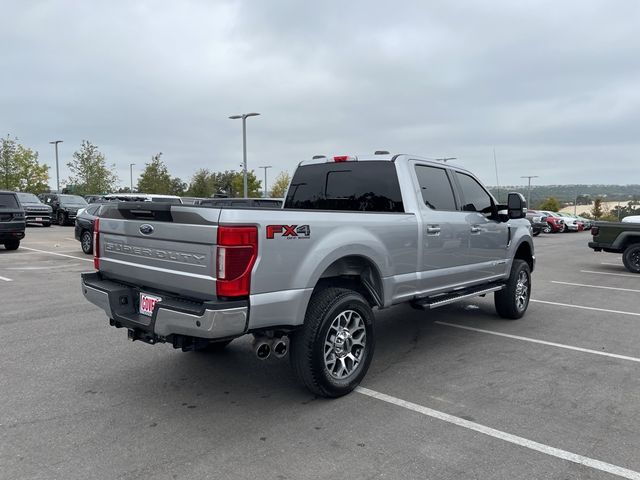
[411,284,505,310]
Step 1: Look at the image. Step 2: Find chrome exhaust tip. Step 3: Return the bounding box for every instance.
[255,341,271,360]
[272,339,288,358]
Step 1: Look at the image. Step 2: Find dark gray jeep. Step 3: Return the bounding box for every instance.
[0,191,26,250]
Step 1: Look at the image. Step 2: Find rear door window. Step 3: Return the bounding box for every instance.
[454,172,493,213]
[0,193,19,209]
[414,165,457,210]
[285,161,404,212]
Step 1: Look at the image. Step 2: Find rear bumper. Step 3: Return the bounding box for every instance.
[81,272,249,345]
[0,222,26,241]
[588,241,618,253]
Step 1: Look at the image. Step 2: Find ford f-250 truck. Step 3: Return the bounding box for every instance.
[81,153,534,397]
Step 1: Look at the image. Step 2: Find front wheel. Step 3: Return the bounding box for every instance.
[495,259,531,319]
[543,223,552,234]
[58,212,67,226]
[81,230,93,254]
[289,287,375,398]
[622,244,640,274]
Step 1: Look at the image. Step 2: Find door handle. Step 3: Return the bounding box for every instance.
[470,225,482,233]
[426,225,441,235]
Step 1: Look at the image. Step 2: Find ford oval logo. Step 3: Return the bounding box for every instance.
[139,224,154,235]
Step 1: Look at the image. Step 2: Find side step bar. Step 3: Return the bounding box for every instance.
[411,284,505,310]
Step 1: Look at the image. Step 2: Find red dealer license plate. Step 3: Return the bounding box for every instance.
[139,292,162,317]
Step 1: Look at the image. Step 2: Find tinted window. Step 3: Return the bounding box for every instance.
[285,161,404,212]
[86,205,100,215]
[414,165,457,210]
[0,193,19,208]
[454,172,493,213]
[17,192,41,203]
[59,195,88,206]
[255,200,282,208]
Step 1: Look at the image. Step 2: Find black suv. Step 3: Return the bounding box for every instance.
[0,191,26,250]
[16,192,53,227]
[39,193,88,226]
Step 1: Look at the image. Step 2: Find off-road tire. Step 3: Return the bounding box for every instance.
[289,287,375,398]
[495,259,531,319]
[4,240,20,251]
[81,230,93,254]
[622,244,640,274]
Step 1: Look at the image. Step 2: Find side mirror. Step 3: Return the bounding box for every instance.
[507,192,527,219]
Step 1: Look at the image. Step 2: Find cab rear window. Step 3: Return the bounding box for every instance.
[0,193,19,208]
[284,161,404,212]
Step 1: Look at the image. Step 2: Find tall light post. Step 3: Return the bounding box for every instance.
[521,175,539,207]
[229,112,260,197]
[259,165,272,197]
[49,140,63,192]
[129,163,136,192]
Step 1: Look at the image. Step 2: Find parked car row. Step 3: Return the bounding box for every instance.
[528,209,592,234]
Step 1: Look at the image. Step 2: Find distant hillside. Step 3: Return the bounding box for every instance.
[487,184,640,207]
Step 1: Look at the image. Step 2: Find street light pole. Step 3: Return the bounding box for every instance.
[521,175,539,207]
[49,140,63,192]
[259,165,272,197]
[229,113,260,197]
[129,163,135,192]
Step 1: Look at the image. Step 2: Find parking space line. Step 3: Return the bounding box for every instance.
[435,321,640,363]
[551,280,640,293]
[581,270,639,278]
[356,387,640,480]
[20,247,92,263]
[602,262,623,266]
[0,275,12,282]
[531,299,640,316]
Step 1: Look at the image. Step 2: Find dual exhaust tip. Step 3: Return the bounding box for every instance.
[254,336,288,360]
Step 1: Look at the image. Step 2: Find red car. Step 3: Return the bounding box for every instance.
[539,211,566,233]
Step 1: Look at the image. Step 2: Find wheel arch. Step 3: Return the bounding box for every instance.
[514,240,534,272]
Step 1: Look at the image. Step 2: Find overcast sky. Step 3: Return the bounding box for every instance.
[2,0,639,189]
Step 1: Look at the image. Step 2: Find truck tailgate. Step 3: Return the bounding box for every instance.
[98,203,221,300]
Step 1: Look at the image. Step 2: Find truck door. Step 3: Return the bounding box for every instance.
[452,171,509,280]
[412,163,472,293]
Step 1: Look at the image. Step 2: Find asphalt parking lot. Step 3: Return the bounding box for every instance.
[1,226,639,480]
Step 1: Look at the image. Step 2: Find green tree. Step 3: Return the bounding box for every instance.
[187,169,215,197]
[231,170,262,198]
[137,153,173,194]
[270,171,290,198]
[169,177,187,196]
[591,198,604,219]
[0,136,50,193]
[66,140,118,195]
[537,197,561,212]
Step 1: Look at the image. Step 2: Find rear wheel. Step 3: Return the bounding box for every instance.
[622,244,640,274]
[81,230,93,254]
[4,240,20,251]
[290,287,375,398]
[495,259,531,319]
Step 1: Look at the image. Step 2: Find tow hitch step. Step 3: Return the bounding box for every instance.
[411,284,505,310]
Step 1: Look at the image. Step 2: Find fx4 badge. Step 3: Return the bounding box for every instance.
[266,225,311,240]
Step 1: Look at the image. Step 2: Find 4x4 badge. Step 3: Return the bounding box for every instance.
[139,224,154,235]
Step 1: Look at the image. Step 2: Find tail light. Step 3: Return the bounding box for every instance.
[592,226,599,236]
[333,155,356,162]
[93,218,100,270]
[216,226,258,298]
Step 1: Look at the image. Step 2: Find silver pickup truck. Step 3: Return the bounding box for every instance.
[82,153,534,397]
